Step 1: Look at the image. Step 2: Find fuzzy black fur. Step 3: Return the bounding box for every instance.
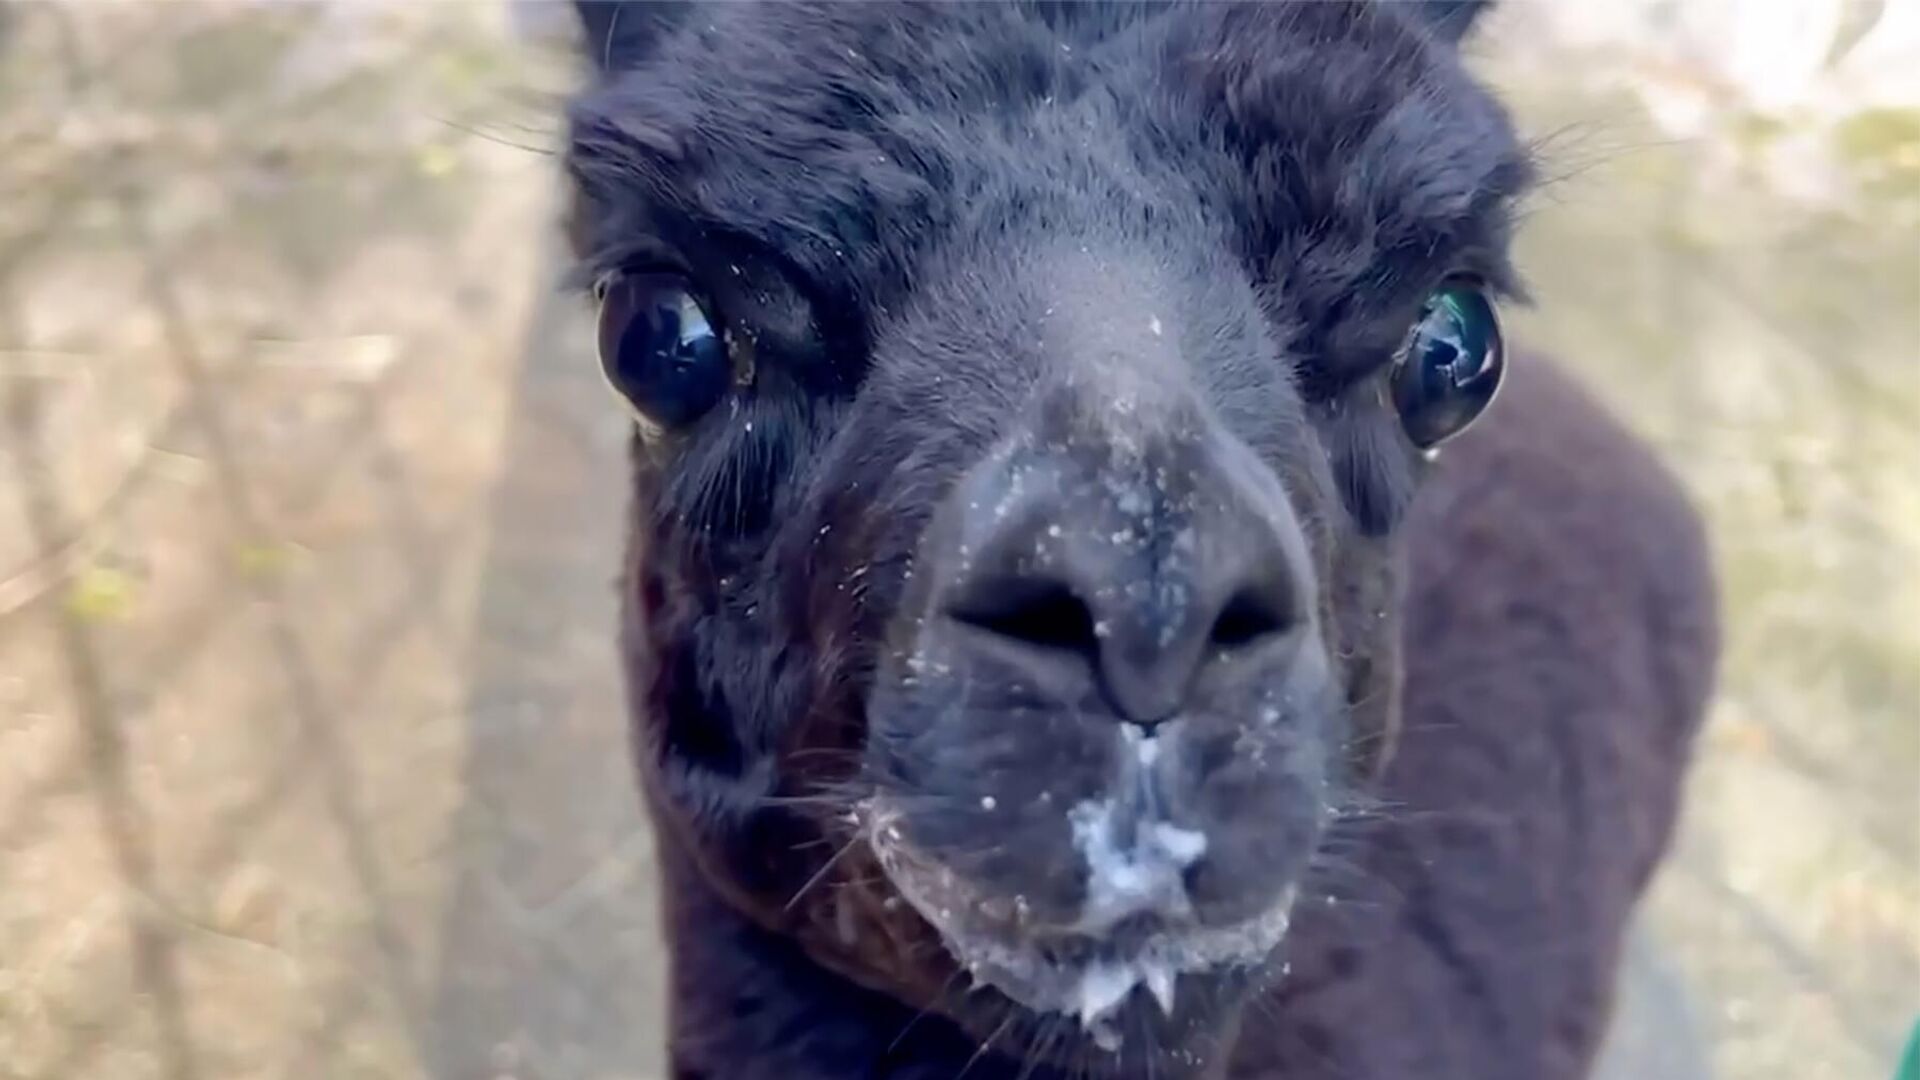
[562,3,1718,1077]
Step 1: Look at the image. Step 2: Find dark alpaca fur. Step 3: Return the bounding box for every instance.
[563,3,1718,1077]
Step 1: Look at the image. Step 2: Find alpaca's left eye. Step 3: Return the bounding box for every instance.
[596,271,732,428]
[1390,285,1504,449]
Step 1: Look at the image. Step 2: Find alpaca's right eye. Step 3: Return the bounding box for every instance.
[596,271,732,427]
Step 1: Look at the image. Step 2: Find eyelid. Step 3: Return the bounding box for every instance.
[584,241,701,299]
[598,267,725,324]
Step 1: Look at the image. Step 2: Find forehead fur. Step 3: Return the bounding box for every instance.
[568,1,1531,387]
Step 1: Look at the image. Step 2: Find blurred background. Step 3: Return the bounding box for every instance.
[0,2,1914,1079]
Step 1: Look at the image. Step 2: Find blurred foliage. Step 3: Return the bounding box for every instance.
[63,564,136,623]
[1481,10,1920,1074]
[0,3,565,291]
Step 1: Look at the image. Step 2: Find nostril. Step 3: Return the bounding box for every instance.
[947,578,1100,655]
[1209,588,1292,650]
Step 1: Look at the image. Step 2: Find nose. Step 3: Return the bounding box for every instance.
[937,428,1308,726]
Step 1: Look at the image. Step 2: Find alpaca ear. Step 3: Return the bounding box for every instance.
[575,0,695,73]
[1399,0,1495,44]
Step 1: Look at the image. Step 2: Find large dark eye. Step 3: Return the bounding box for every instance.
[596,271,732,427]
[1389,284,1504,449]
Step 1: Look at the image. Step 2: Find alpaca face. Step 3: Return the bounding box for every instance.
[567,1,1528,1069]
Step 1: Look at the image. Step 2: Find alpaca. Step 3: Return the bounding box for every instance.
[562,3,1719,1076]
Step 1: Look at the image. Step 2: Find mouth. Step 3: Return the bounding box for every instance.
[863,798,1301,1053]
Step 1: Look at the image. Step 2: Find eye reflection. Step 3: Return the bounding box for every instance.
[1390,285,1504,449]
[597,272,731,428]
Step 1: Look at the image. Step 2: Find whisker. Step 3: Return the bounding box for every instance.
[886,967,969,1056]
[955,1008,1017,1080]
[1014,1015,1066,1080]
[782,829,865,913]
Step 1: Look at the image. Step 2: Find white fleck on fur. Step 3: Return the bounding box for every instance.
[1075,963,1135,1050]
[1143,820,1207,865]
[1068,798,1202,934]
[1135,734,1161,768]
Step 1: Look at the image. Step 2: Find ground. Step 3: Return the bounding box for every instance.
[0,4,1914,1079]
